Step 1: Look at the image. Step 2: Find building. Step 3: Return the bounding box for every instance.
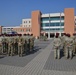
[2,26,15,34]
[0,8,76,38]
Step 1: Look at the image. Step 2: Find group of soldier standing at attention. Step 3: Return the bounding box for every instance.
[53,33,76,59]
[0,34,34,57]
[0,33,76,60]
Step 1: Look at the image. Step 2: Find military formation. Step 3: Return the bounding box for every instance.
[0,34,34,57]
[53,33,76,59]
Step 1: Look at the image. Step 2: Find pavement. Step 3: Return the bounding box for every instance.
[0,39,76,75]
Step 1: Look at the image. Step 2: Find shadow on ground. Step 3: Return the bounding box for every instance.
[44,51,76,72]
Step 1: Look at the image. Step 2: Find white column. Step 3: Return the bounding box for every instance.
[48,32,50,39]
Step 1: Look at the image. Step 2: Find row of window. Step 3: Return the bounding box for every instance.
[2,28,13,32]
[3,28,13,30]
[41,28,64,31]
[41,16,64,22]
[23,25,31,27]
[41,22,64,27]
[14,29,31,32]
[24,21,31,23]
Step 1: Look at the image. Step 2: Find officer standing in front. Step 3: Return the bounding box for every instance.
[53,34,61,59]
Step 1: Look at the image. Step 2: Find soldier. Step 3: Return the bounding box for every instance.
[73,35,76,55]
[8,37,14,56]
[64,34,73,59]
[62,33,67,56]
[32,37,34,51]
[13,38,18,55]
[27,38,30,53]
[0,35,2,54]
[1,35,6,54]
[30,38,34,52]
[53,35,61,59]
[23,39,27,54]
[18,36,24,57]
[5,37,9,54]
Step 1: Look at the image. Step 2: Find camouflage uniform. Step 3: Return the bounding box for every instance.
[24,39,27,54]
[13,38,18,55]
[8,37,14,56]
[2,36,7,54]
[53,37,61,59]
[0,36,2,54]
[30,38,34,52]
[27,39,30,53]
[18,37,24,57]
[73,36,76,55]
[64,36,73,59]
[32,38,34,51]
[62,35,67,56]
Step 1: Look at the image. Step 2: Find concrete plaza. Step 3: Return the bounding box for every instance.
[0,39,76,75]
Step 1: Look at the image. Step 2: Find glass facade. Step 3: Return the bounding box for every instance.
[41,16,64,22]
[50,16,64,21]
[41,17,49,22]
[41,16,64,32]
[41,22,64,27]
[42,28,64,31]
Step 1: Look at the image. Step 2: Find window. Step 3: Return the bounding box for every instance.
[29,25,30,27]
[41,28,64,31]
[50,16,64,21]
[41,17,49,22]
[29,21,30,23]
[24,21,27,23]
[26,29,30,32]
[24,21,25,23]
[50,17,60,20]
[26,21,27,23]
[41,22,64,27]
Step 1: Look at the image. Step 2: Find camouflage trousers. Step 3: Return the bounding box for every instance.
[14,43,18,54]
[8,46,14,56]
[18,46,23,57]
[0,45,2,54]
[65,46,73,59]
[73,45,76,55]
[30,45,33,52]
[2,43,8,54]
[54,48,60,59]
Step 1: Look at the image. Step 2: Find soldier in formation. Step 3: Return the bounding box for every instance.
[8,37,14,56]
[0,34,35,57]
[64,34,73,59]
[72,35,76,55]
[53,34,61,59]
[53,33,76,59]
